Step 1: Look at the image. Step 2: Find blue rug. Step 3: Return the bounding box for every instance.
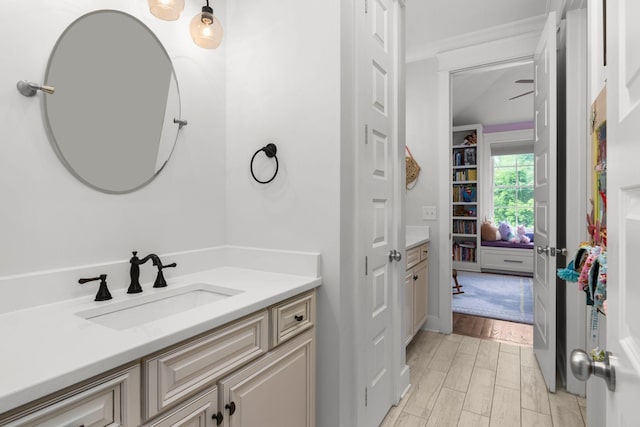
[452,271,533,324]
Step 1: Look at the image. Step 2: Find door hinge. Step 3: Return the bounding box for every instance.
[364,124,369,144]
[365,387,368,406]
[365,0,368,14]
[365,256,368,276]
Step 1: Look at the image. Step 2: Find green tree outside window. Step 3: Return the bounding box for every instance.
[493,153,534,228]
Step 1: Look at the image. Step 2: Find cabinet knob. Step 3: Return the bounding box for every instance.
[212,411,224,425]
[294,314,304,321]
[225,401,237,416]
[413,274,418,281]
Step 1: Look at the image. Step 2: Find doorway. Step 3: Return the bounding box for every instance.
[449,61,536,333]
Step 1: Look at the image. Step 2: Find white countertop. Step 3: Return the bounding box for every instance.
[406,225,430,249]
[0,266,321,414]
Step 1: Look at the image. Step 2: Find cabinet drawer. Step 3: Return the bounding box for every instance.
[419,243,429,262]
[144,311,268,419]
[3,366,140,427]
[481,248,533,273]
[271,290,315,347]
[405,247,421,269]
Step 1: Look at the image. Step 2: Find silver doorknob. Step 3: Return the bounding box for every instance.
[536,246,550,255]
[388,249,402,262]
[570,349,616,391]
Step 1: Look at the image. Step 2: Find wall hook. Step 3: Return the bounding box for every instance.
[173,118,188,129]
[16,80,55,97]
[250,143,279,184]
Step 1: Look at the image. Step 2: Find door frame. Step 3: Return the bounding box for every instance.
[434,33,541,334]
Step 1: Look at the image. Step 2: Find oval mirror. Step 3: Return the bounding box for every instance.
[43,10,182,193]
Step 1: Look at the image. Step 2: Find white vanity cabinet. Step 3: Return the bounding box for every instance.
[404,243,429,345]
[0,290,317,427]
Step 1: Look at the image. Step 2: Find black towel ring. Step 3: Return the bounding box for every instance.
[250,143,279,184]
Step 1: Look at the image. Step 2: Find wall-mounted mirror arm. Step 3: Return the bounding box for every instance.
[173,118,188,129]
[16,80,55,97]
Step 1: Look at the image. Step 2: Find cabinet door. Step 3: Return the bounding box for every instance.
[219,330,314,427]
[403,270,414,345]
[412,261,428,334]
[145,387,219,427]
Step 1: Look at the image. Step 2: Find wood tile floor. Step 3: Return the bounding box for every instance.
[452,313,533,346]
[380,330,587,427]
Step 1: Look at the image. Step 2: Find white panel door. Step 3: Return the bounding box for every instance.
[358,0,398,425]
[604,1,640,424]
[533,12,558,392]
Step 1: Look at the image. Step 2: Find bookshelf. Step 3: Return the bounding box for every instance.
[452,124,483,271]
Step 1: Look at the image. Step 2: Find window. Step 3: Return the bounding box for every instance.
[492,153,534,228]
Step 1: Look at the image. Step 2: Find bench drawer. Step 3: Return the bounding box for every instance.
[481,248,533,274]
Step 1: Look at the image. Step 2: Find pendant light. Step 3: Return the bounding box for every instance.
[190,0,224,49]
[148,0,185,21]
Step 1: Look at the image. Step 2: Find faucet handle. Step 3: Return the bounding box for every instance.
[153,262,177,288]
[79,274,112,301]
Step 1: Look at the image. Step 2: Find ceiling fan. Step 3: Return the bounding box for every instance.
[509,79,534,100]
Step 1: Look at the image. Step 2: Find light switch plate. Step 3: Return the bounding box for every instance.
[422,206,437,220]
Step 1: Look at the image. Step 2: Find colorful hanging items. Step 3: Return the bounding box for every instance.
[556,243,607,310]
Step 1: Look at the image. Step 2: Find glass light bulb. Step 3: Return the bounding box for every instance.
[190,11,224,49]
[148,0,185,21]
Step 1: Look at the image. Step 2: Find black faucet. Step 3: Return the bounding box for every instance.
[79,274,112,301]
[128,251,177,293]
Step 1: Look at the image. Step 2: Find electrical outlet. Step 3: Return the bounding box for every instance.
[422,206,437,220]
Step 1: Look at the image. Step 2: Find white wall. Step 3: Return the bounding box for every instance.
[0,0,227,278]
[224,1,345,426]
[2,1,352,425]
[405,58,443,329]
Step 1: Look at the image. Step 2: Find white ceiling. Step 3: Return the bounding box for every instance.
[406,0,548,56]
[405,0,547,126]
[405,0,548,60]
[452,61,534,126]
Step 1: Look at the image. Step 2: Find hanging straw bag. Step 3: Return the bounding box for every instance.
[405,145,421,189]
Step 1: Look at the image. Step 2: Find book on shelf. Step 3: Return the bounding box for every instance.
[452,244,476,262]
[463,148,476,165]
[454,151,463,166]
[458,241,476,248]
[468,169,477,180]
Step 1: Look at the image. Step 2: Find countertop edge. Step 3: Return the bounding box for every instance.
[406,237,430,250]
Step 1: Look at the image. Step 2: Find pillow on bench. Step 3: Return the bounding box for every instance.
[481,240,534,249]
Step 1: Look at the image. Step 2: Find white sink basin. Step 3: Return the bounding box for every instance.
[75,283,242,330]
